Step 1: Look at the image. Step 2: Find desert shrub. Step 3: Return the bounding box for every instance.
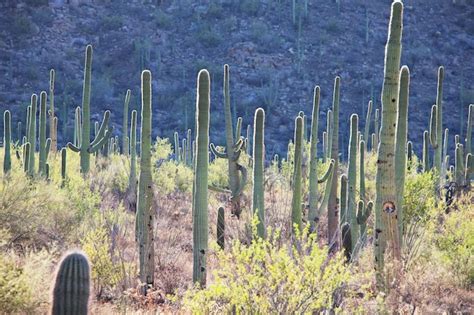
[82,226,120,297]
[196,25,222,48]
[154,161,193,195]
[0,254,32,313]
[182,221,356,313]
[153,9,173,29]
[433,196,474,288]
[0,171,81,248]
[12,14,34,36]
[208,153,229,190]
[402,170,437,226]
[100,15,124,31]
[91,155,129,196]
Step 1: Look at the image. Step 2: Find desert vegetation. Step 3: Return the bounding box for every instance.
[0,1,473,314]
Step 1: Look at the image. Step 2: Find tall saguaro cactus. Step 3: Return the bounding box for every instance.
[328,76,341,248]
[49,69,58,153]
[193,70,210,287]
[394,66,410,238]
[67,45,112,174]
[364,100,373,148]
[27,94,37,176]
[209,65,247,217]
[51,251,90,315]
[291,115,304,233]
[3,110,11,174]
[252,108,265,238]
[122,89,131,156]
[136,70,154,294]
[129,110,137,192]
[431,66,444,176]
[374,0,403,289]
[347,114,359,247]
[39,91,51,176]
[466,104,473,156]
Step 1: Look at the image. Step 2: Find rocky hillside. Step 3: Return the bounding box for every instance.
[0,0,472,157]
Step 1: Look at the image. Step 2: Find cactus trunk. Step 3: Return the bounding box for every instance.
[136,70,154,293]
[192,70,210,287]
[252,108,265,238]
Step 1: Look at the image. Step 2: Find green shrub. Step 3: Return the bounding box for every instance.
[100,15,124,31]
[403,170,437,226]
[197,25,222,48]
[13,14,34,36]
[154,9,173,29]
[182,221,356,313]
[433,197,474,288]
[240,0,260,16]
[0,254,32,313]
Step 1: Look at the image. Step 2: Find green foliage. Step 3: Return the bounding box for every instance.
[182,221,355,313]
[433,197,474,288]
[197,24,222,48]
[0,254,32,313]
[240,0,260,16]
[402,170,437,226]
[154,161,193,194]
[100,15,124,31]
[153,9,173,29]
[82,226,120,293]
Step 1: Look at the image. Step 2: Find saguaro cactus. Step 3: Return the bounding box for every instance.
[291,115,304,233]
[347,114,359,247]
[339,174,348,226]
[328,76,340,248]
[359,140,366,200]
[430,66,444,176]
[3,110,11,174]
[129,110,137,191]
[61,147,67,186]
[252,108,265,238]
[136,70,154,294]
[49,69,58,153]
[364,100,373,148]
[308,86,334,231]
[39,91,52,175]
[122,89,131,156]
[394,66,410,238]
[357,200,373,244]
[466,104,473,156]
[67,45,112,174]
[27,94,37,176]
[209,65,247,217]
[423,130,429,172]
[193,70,210,287]
[51,251,90,315]
[374,0,403,289]
[341,222,352,262]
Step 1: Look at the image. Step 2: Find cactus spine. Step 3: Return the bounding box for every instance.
[136,70,154,293]
[374,1,403,289]
[217,207,225,250]
[291,116,304,233]
[51,251,90,315]
[49,69,57,153]
[3,110,11,174]
[253,108,265,238]
[193,70,210,287]
[394,66,410,238]
[39,91,51,176]
[122,89,131,156]
[67,45,112,174]
[347,114,359,247]
[328,76,340,247]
